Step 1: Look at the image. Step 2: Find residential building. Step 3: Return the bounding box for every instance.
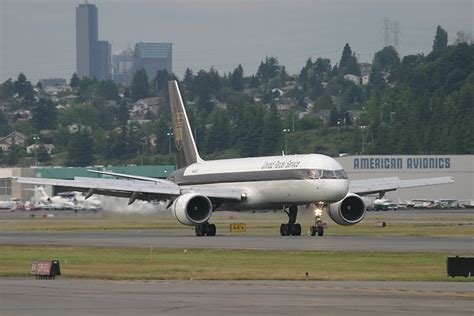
[132,42,172,80]
[0,132,28,152]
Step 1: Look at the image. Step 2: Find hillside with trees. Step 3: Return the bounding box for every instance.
[0,26,472,167]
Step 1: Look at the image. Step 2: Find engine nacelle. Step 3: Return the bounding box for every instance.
[172,193,213,226]
[328,193,366,226]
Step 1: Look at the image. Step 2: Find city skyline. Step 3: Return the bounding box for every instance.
[0,0,472,83]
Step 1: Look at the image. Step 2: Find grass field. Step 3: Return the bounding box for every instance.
[0,245,471,282]
[0,211,472,237]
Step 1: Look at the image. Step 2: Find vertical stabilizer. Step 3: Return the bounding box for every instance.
[168,80,203,169]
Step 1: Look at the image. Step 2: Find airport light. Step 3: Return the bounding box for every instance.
[166,132,174,155]
[33,136,40,167]
[282,129,290,154]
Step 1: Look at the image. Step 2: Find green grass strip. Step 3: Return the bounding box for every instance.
[0,245,472,282]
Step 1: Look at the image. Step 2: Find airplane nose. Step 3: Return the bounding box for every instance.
[337,179,349,199]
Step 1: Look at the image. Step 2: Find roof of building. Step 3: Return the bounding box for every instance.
[134,42,172,59]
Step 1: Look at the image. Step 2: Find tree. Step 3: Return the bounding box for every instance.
[182,68,194,100]
[131,69,149,101]
[256,56,280,83]
[66,130,94,166]
[372,46,400,73]
[259,103,282,155]
[116,101,130,125]
[433,25,448,52]
[96,80,119,101]
[206,108,231,153]
[0,110,11,136]
[14,73,34,101]
[230,64,244,91]
[36,145,51,163]
[70,73,80,89]
[32,98,57,130]
[339,44,360,76]
[154,69,169,95]
[0,79,15,99]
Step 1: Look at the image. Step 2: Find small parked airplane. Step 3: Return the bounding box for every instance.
[15,81,453,236]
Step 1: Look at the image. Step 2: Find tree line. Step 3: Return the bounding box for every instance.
[0,25,472,167]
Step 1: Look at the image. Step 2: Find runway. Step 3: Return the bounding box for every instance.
[1,279,472,316]
[1,230,473,252]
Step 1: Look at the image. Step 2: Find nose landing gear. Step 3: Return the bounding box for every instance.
[309,203,325,236]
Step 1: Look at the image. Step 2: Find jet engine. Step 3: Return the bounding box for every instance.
[328,193,366,226]
[172,193,213,226]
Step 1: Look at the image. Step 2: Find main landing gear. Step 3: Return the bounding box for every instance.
[195,222,216,236]
[280,205,301,236]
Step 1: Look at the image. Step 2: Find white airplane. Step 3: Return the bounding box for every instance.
[15,81,454,236]
[32,186,76,210]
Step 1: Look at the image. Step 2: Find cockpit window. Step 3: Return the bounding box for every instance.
[308,169,347,179]
[322,170,337,179]
[335,169,348,179]
[308,169,322,179]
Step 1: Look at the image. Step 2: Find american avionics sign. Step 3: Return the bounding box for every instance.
[353,157,451,170]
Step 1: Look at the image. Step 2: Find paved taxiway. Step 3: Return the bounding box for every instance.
[1,230,473,252]
[1,279,472,316]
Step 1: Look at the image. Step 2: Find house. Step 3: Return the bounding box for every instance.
[343,74,361,85]
[26,144,55,154]
[362,74,370,85]
[0,132,27,152]
[131,97,160,117]
[67,124,92,134]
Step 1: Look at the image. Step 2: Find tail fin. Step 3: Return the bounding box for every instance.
[168,80,203,169]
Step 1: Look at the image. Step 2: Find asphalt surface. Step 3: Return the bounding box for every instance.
[1,279,473,316]
[1,230,473,253]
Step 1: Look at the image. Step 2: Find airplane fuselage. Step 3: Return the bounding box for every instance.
[169,153,349,210]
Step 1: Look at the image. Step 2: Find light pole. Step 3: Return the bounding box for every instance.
[33,136,40,167]
[166,132,174,155]
[282,129,290,154]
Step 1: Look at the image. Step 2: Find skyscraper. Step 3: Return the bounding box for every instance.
[76,2,110,80]
[112,49,134,86]
[132,42,172,80]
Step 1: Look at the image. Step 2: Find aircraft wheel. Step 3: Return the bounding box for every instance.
[317,225,324,236]
[291,223,301,236]
[195,225,205,237]
[310,226,317,236]
[280,224,290,236]
[207,223,216,236]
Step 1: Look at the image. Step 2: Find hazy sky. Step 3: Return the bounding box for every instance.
[0,0,472,83]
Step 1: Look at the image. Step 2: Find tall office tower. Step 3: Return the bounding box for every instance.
[97,41,111,80]
[132,42,172,80]
[112,49,134,86]
[76,2,111,80]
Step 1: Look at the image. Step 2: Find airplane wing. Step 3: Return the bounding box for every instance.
[14,177,243,204]
[349,176,454,196]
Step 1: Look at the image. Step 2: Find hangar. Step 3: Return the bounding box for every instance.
[336,155,473,202]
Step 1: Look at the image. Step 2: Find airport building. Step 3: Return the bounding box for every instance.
[336,155,473,202]
[0,156,472,204]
